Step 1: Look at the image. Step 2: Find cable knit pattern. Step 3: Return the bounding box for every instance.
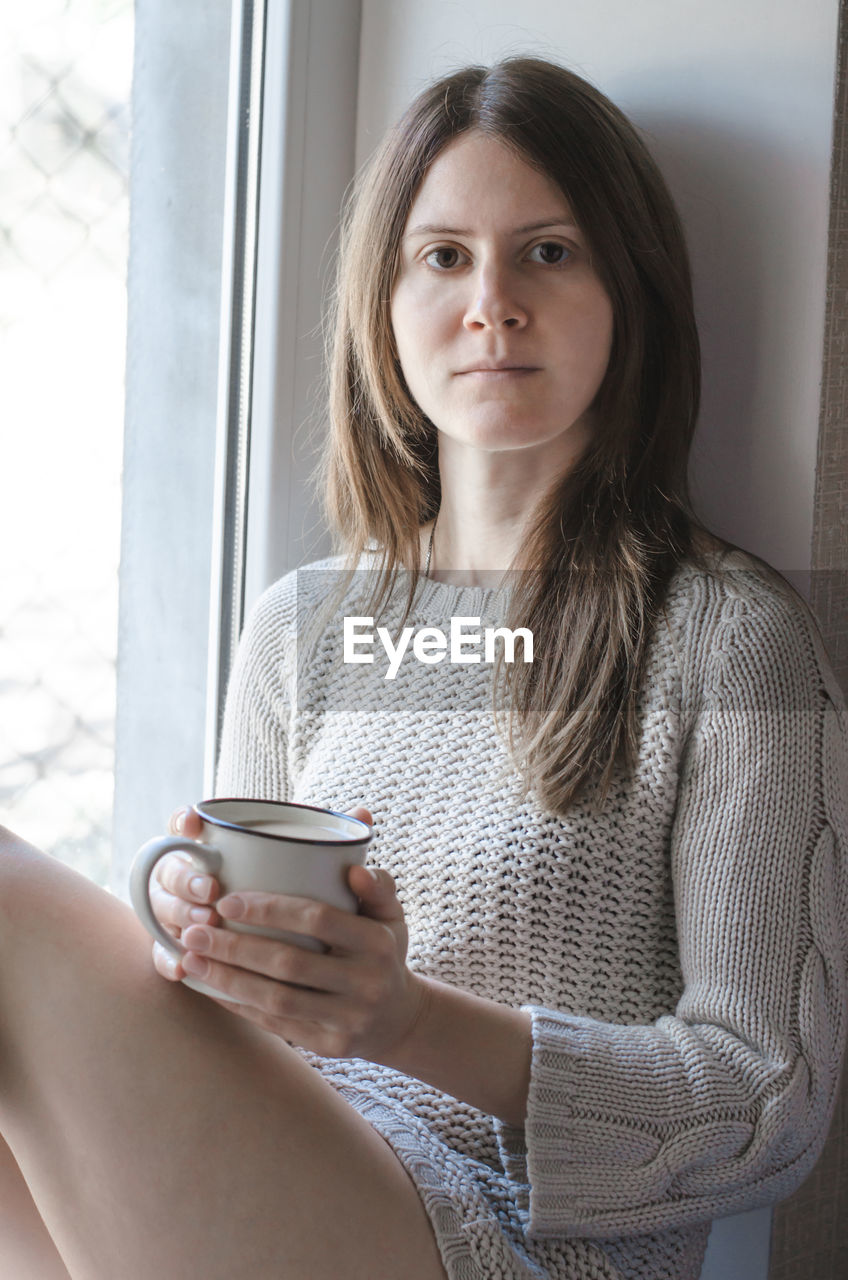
[215,550,848,1280]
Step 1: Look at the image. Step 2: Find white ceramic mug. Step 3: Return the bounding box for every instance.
[130,798,372,1000]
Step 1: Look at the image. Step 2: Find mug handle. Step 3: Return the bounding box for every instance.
[129,836,223,958]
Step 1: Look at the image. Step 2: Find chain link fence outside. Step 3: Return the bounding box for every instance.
[0,0,133,885]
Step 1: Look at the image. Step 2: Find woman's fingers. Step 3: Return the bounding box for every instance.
[347,865,403,923]
[180,924,351,992]
[154,851,219,906]
[149,879,218,931]
[151,810,220,932]
[182,954,337,1023]
[148,847,220,955]
[216,891,393,953]
[167,805,204,838]
[152,940,185,981]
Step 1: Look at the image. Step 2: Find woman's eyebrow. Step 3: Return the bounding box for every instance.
[404,217,579,238]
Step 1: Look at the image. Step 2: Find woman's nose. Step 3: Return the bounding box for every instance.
[462,264,528,331]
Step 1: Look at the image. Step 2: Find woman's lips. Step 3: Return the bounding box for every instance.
[457,367,539,379]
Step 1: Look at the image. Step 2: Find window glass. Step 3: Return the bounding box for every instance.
[0,0,133,886]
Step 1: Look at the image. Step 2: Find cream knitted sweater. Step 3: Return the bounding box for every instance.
[215,550,848,1280]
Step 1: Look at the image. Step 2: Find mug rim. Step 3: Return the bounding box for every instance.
[194,798,372,847]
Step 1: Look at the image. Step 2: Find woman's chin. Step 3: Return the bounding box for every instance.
[436,419,588,459]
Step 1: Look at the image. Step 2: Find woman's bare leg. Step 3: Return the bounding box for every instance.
[0,829,447,1280]
[0,1132,71,1279]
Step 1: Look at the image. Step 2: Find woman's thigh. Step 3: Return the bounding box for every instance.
[0,829,447,1280]
[0,1132,72,1279]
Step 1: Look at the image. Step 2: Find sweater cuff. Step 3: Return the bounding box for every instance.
[494,1003,584,1237]
[492,1118,531,1228]
[517,1004,591,1234]
[494,1004,663,1239]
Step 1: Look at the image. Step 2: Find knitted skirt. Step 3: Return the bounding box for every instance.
[305,1053,711,1280]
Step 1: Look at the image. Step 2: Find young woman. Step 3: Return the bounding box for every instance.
[2,56,846,1280]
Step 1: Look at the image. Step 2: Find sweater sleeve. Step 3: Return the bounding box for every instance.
[214,576,296,801]
[494,586,848,1240]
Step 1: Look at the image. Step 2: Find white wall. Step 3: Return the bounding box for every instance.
[356,0,839,579]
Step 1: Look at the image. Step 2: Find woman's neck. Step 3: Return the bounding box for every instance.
[420,489,537,587]
[420,425,589,585]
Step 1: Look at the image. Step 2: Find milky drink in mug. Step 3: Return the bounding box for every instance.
[130,798,372,1001]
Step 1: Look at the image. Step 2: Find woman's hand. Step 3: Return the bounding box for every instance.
[151,806,427,1063]
[149,806,221,980]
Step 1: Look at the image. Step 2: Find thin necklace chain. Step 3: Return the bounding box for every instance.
[423,515,510,590]
[424,513,438,579]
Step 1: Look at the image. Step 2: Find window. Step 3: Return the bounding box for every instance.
[0,0,133,886]
[111,0,361,894]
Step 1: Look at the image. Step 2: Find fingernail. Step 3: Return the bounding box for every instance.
[154,943,178,979]
[185,927,211,952]
[367,867,380,882]
[183,953,209,977]
[190,906,214,923]
[174,809,186,833]
[218,895,244,919]
[190,875,214,901]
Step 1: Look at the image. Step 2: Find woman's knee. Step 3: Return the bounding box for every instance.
[0,827,92,943]
[0,826,46,944]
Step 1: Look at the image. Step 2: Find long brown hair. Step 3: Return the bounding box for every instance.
[319,56,728,814]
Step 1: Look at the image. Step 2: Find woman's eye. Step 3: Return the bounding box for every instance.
[423,246,466,270]
[528,241,572,266]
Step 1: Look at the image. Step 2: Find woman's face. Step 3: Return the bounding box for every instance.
[390,131,614,471]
